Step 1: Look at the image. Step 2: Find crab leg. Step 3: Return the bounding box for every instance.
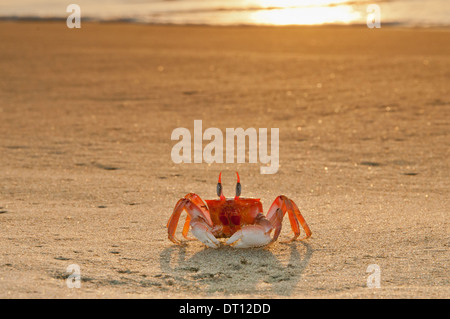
[267,195,312,242]
[180,193,210,240]
[167,193,210,232]
[167,193,219,248]
[268,208,284,243]
[181,215,195,240]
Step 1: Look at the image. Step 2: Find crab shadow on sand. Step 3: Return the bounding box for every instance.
[159,242,312,296]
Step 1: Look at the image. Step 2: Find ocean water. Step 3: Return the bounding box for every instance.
[0,0,449,27]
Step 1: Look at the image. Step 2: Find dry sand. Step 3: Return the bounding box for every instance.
[0,21,449,298]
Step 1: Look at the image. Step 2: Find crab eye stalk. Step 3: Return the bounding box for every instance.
[217,172,225,200]
[217,182,222,197]
[235,172,241,199]
[235,182,241,197]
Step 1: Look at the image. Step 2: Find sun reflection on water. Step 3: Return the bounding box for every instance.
[248,4,362,26]
[247,0,354,9]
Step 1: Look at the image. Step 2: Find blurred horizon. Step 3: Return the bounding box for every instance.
[0,0,449,27]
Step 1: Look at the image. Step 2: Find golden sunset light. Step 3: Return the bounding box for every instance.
[248,5,362,25]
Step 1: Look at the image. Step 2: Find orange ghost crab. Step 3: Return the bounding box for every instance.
[167,172,312,248]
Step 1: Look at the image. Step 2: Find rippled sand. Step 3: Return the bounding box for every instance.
[0,22,449,298]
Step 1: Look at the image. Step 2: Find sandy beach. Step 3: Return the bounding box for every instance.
[0,21,449,298]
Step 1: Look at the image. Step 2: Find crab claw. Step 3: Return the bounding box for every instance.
[226,214,273,248]
[225,225,272,248]
[226,213,274,248]
[190,219,221,248]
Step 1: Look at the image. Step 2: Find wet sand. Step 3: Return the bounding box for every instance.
[0,21,449,298]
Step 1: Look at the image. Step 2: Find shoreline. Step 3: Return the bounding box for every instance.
[1,16,449,29]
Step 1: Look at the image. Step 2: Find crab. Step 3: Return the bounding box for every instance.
[167,172,312,248]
